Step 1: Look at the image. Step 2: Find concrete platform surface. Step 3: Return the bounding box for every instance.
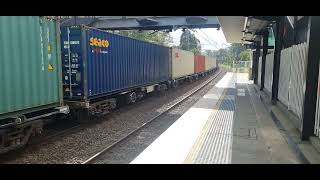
[130,73,303,164]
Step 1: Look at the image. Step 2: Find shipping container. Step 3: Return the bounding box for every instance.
[61,26,170,100]
[205,56,217,71]
[170,48,195,79]
[194,54,206,73]
[0,16,67,153]
[0,16,64,120]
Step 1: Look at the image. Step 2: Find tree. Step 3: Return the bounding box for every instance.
[213,43,251,68]
[239,50,250,61]
[179,30,201,54]
[114,30,173,46]
[228,43,246,61]
[204,49,217,58]
[215,48,230,63]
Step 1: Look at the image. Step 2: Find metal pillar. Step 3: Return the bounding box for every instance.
[252,41,261,84]
[255,41,261,85]
[271,17,285,104]
[260,30,269,91]
[252,50,257,82]
[301,16,320,140]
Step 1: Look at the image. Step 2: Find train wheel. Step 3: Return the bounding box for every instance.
[172,80,179,88]
[126,92,137,104]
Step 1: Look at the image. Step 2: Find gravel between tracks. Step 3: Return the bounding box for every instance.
[92,71,226,164]
[2,71,225,164]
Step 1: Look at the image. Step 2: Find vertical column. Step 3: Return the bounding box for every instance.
[271,17,285,104]
[252,50,257,82]
[301,16,320,140]
[293,16,298,44]
[260,30,269,91]
[253,41,261,84]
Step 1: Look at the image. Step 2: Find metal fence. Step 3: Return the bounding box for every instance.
[258,57,262,86]
[265,53,274,93]
[277,43,308,131]
[278,48,291,107]
[218,60,252,74]
[234,61,252,73]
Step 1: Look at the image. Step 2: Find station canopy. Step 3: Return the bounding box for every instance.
[217,16,276,44]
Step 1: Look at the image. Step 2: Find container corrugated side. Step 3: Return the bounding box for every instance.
[61,26,170,99]
[194,54,205,73]
[205,56,217,71]
[171,48,194,79]
[0,16,62,118]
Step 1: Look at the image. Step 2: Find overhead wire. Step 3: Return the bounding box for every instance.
[197,29,223,50]
[194,29,220,50]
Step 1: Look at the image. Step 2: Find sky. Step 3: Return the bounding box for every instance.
[169,28,229,51]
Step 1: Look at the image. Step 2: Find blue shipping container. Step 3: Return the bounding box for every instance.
[60,26,170,100]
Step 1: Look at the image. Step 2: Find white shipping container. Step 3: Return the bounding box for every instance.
[171,48,195,79]
[205,56,217,71]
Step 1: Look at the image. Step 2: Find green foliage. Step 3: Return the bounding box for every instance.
[239,50,250,61]
[214,43,251,66]
[204,49,217,58]
[228,43,246,60]
[179,30,201,54]
[114,30,173,46]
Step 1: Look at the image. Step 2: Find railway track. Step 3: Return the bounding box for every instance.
[28,122,82,146]
[0,69,222,164]
[82,69,223,164]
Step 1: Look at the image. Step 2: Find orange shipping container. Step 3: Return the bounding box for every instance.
[194,54,206,73]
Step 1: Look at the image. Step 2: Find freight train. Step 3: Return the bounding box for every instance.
[0,16,217,153]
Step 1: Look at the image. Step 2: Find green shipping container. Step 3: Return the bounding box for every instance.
[0,16,63,120]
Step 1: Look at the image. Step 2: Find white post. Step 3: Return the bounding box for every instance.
[233,59,235,73]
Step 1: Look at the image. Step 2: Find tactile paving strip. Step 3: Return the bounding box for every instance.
[185,75,236,164]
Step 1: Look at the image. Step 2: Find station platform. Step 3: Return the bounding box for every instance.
[130,72,302,164]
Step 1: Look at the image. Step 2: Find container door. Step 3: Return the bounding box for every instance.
[0,16,61,115]
[39,17,61,104]
[61,26,84,99]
